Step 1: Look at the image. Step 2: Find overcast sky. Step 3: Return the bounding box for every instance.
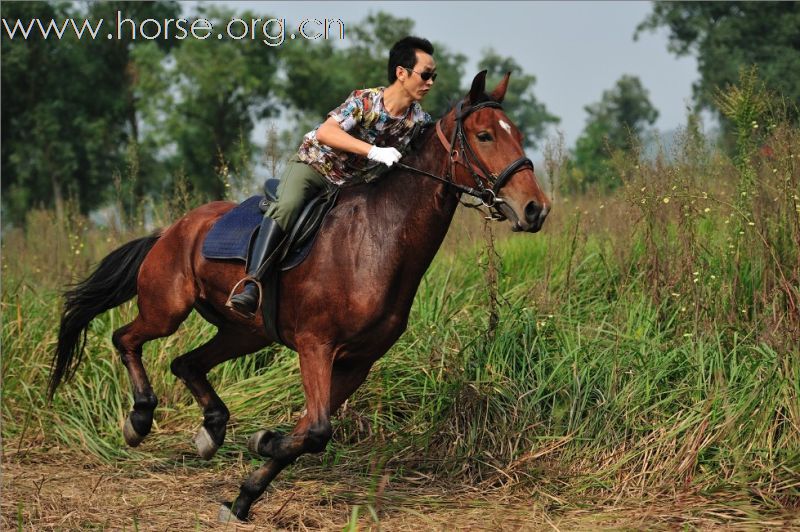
[188,1,701,156]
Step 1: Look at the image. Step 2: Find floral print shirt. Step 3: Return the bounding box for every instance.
[296,87,432,186]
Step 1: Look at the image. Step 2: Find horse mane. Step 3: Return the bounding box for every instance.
[335,90,497,210]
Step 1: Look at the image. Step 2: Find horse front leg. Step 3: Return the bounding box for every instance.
[225,344,334,521]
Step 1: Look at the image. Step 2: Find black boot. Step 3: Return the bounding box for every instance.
[226,216,286,318]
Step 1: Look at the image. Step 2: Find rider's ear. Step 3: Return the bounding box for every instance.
[490,72,511,103]
[467,70,488,104]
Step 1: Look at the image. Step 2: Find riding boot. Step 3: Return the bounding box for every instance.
[226,217,286,317]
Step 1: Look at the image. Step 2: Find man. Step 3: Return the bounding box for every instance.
[226,36,437,317]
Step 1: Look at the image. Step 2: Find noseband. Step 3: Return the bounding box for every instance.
[396,99,534,218]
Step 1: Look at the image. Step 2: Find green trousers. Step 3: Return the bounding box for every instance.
[265,157,332,231]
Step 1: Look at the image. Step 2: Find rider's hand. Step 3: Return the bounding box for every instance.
[367,146,402,167]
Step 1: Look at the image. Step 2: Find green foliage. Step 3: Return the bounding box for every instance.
[1,1,180,225]
[280,12,467,129]
[636,2,800,128]
[478,49,559,150]
[2,112,797,511]
[565,75,658,192]
[132,6,280,201]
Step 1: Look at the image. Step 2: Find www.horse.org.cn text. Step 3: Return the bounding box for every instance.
[1,12,346,46]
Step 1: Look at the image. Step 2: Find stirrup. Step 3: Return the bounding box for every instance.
[225,276,263,319]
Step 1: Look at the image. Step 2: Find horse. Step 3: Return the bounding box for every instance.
[49,71,551,522]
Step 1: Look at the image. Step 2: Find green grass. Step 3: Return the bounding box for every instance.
[2,119,798,514]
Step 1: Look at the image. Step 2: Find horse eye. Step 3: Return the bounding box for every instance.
[477,131,493,142]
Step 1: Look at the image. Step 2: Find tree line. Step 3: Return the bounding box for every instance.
[3,1,797,224]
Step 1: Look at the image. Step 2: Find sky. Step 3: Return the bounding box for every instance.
[187,1,701,157]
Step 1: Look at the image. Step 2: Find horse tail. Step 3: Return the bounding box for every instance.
[48,232,161,400]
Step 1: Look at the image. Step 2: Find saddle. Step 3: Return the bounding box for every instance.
[202,179,339,343]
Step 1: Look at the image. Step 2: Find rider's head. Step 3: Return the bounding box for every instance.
[389,36,436,102]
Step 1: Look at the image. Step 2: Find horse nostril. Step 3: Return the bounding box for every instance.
[524,201,542,224]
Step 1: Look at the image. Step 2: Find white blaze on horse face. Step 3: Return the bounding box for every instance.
[499,119,512,135]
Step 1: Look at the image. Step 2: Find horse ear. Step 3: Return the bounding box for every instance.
[466,70,488,104]
[490,72,511,103]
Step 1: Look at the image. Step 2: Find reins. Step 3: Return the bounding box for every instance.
[397,99,534,218]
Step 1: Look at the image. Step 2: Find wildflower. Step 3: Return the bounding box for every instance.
[671,292,680,298]
[663,197,670,204]
[641,186,646,192]
[599,204,605,209]
[704,208,711,213]
[748,222,755,226]
[710,275,716,280]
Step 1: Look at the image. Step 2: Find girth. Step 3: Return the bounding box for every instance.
[259,179,339,344]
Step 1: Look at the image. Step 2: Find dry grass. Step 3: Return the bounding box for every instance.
[3,439,797,531]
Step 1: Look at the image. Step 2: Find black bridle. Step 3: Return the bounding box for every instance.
[396,99,534,219]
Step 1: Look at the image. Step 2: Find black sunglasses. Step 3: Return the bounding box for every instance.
[405,68,437,82]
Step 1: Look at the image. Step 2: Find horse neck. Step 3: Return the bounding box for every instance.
[370,131,460,262]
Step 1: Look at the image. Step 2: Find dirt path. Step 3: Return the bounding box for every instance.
[2,448,796,530]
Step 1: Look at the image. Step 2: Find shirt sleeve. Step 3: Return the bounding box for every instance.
[327,90,363,132]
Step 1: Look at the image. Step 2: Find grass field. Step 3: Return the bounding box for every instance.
[2,115,799,529]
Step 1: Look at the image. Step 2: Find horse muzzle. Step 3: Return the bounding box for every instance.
[506,200,550,233]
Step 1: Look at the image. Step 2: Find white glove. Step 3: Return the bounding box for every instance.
[367,145,402,167]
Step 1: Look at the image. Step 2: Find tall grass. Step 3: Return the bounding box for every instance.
[2,79,798,512]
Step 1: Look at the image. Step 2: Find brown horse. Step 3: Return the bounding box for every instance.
[49,71,550,521]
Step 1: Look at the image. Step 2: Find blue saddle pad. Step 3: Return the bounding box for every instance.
[202,195,264,261]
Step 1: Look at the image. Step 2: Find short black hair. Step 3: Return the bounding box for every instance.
[388,36,434,84]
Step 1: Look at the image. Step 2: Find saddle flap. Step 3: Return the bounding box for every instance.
[277,188,339,271]
[264,179,280,203]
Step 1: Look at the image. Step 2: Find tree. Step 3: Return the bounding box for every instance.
[1,1,180,224]
[568,75,658,191]
[133,6,280,200]
[280,12,467,136]
[636,2,800,122]
[477,49,559,150]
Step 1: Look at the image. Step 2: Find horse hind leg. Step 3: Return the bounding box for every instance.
[113,311,189,447]
[170,328,268,459]
[112,258,195,447]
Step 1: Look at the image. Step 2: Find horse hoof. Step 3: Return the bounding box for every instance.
[218,502,244,523]
[247,430,268,456]
[194,426,219,460]
[123,416,145,447]
[248,429,282,457]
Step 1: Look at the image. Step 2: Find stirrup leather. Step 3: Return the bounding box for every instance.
[225,276,263,319]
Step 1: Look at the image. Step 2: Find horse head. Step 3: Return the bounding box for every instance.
[438,71,551,232]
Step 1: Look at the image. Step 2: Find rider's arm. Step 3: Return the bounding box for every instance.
[317,117,400,166]
[316,117,372,156]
